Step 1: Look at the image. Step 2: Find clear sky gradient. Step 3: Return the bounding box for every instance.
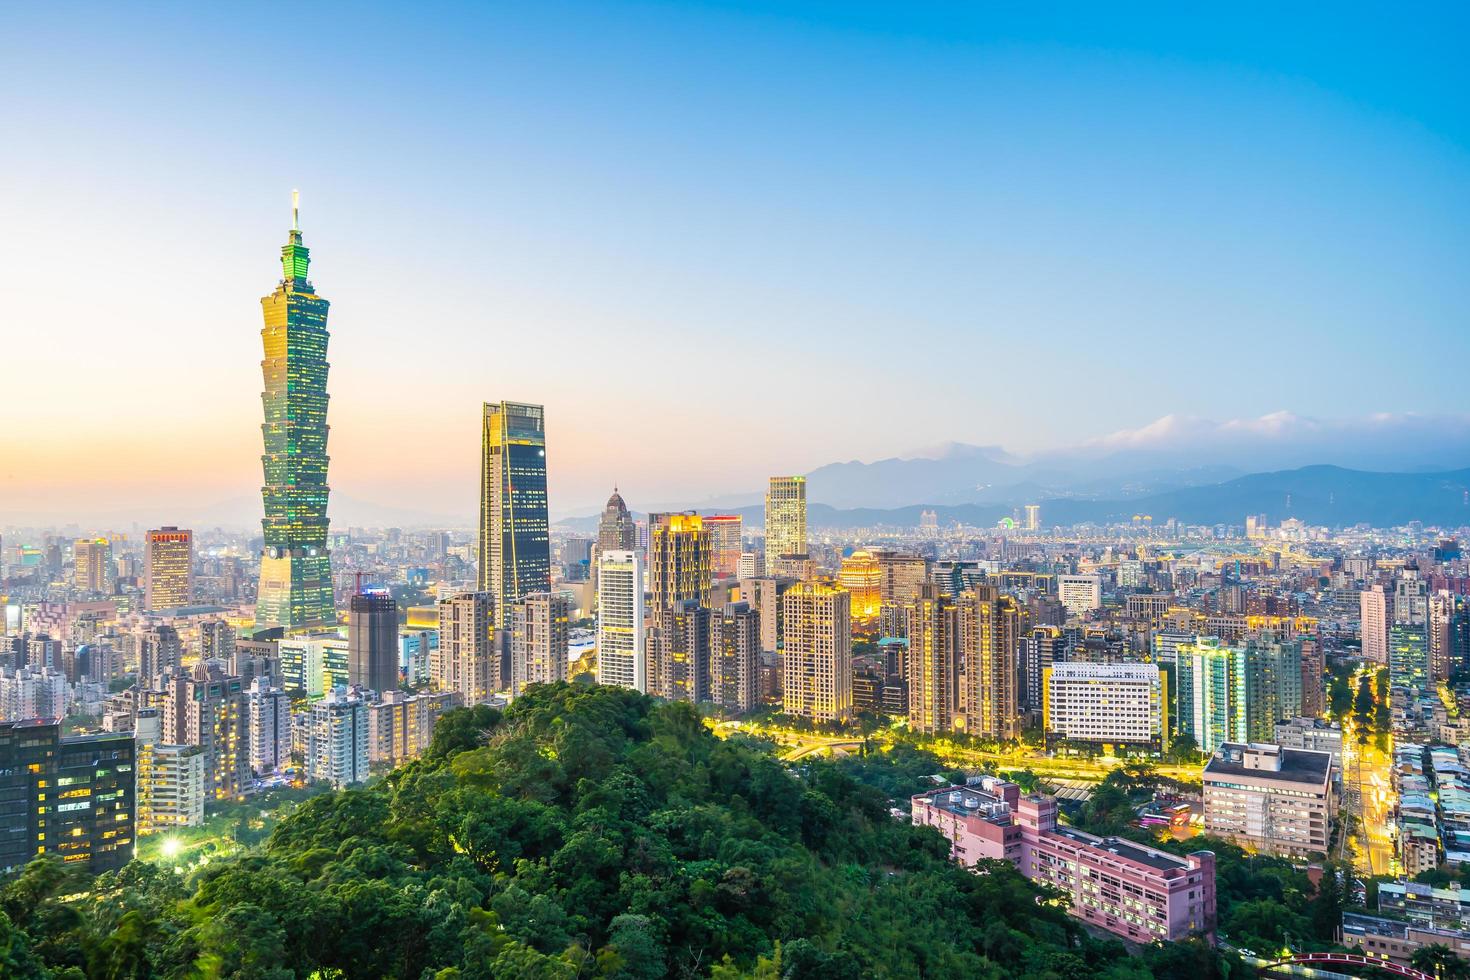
[3,3,1468,524]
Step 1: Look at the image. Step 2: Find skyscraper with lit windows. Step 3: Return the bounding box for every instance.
[764,476,808,576]
[478,401,550,626]
[145,527,193,611]
[255,196,335,631]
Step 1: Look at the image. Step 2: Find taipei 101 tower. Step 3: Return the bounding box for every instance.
[255,192,335,630]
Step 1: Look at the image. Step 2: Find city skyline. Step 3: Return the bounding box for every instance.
[5,4,1470,525]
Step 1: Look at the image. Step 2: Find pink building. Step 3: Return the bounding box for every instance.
[912,779,1216,945]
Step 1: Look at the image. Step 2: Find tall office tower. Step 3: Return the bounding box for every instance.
[1024,504,1041,531]
[1299,633,1325,717]
[348,589,399,695]
[246,678,292,775]
[1392,571,1428,626]
[144,527,194,611]
[162,667,250,801]
[1359,585,1388,664]
[306,688,370,788]
[435,591,499,704]
[650,599,712,703]
[478,400,550,626]
[1176,637,1247,754]
[1244,515,1266,540]
[138,625,182,681]
[509,592,569,695]
[200,619,237,667]
[73,537,113,593]
[596,550,646,692]
[706,515,744,578]
[597,488,638,552]
[876,551,928,607]
[256,198,335,631]
[764,476,808,575]
[839,550,882,624]
[0,721,135,874]
[961,586,1023,740]
[649,513,711,620]
[710,601,760,712]
[1242,632,1302,742]
[1389,624,1429,691]
[905,583,959,734]
[1057,575,1103,616]
[781,582,851,723]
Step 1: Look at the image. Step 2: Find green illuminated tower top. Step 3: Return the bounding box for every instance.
[255,192,335,631]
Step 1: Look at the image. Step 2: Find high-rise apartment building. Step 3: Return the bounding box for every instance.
[781,581,851,723]
[706,514,744,578]
[960,586,1022,740]
[1057,575,1102,616]
[649,513,711,620]
[161,668,249,801]
[478,401,550,626]
[509,592,569,695]
[255,199,335,630]
[1242,632,1303,742]
[134,708,206,835]
[876,552,928,608]
[348,589,399,695]
[144,527,194,611]
[1023,503,1041,531]
[434,591,499,703]
[138,625,182,681]
[246,678,292,775]
[73,537,112,594]
[650,599,711,704]
[596,550,646,692]
[906,583,960,735]
[306,688,369,788]
[743,576,794,658]
[1360,585,1388,664]
[1389,624,1430,691]
[1299,633,1325,717]
[1176,637,1245,754]
[764,476,808,575]
[710,601,760,713]
[365,689,457,766]
[0,720,135,873]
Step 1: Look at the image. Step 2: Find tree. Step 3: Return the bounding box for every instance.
[1411,944,1470,980]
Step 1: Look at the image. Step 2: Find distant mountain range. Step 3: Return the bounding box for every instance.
[562,465,1470,531]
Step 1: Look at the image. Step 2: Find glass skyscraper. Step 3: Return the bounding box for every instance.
[255,198,335,630]
[478,401,550,626]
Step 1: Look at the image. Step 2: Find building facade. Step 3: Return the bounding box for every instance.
[764,476,808,575]
[596,550,646,692]
[144,527,193,611]
[781,582,851,723]
[478,401,551,626]
[434,591,499,704]
[348,589,400,695]
[509,592,570,695]
[1044,662,1166,751]
[1202,743,1335,858]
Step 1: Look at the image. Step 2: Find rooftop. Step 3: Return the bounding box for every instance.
[1049,826,1194,873]
[1204,742,1332,786]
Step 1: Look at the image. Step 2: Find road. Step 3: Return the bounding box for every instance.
[1342,711,1396,877]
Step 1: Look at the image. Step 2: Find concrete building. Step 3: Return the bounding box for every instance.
[705,514,743,579]
[306,688,370,788]
[649,513,711,621]
[348,588,400,696]
[912,780,1216,945]
[595,549,646,692]
[960,586,1022,740]
[650,599,711,704]
[906,583,958,735]
[1044,662,1166,752]
[1272,717,1343,765]
[509,592,569,695]
[161,667,249,801]
[134,708,206,835]
[764,476,808,576]
[1057,575,1102,616]
[1360,586,1388,665]
[144,527,194,611]
[710,601,760,713]
[366,689,457,765]
[247,678,293,775]
[1202,743,1335,858]
[781,581,851,723]
[0,666,67,722]
[1340,911,1470,969]
[435,591,500,704]
[74,537,113,594]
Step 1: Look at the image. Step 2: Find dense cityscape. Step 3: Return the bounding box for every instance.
[1,208,1468,978]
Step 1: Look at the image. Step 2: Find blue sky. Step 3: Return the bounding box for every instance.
[3,2,1468,521]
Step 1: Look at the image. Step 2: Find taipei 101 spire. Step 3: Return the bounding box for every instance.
[255,192,335,630]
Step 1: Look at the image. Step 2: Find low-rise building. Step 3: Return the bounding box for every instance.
[1340,911,1470,968]
[1272,717,1344,766]
[1377,881,1470,931]
[912,779,1216,945]
[1202,742,1335,858]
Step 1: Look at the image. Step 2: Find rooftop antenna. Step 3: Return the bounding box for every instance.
[292,189,300,231]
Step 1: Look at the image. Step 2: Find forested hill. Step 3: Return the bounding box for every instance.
[1,685,1225,979]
